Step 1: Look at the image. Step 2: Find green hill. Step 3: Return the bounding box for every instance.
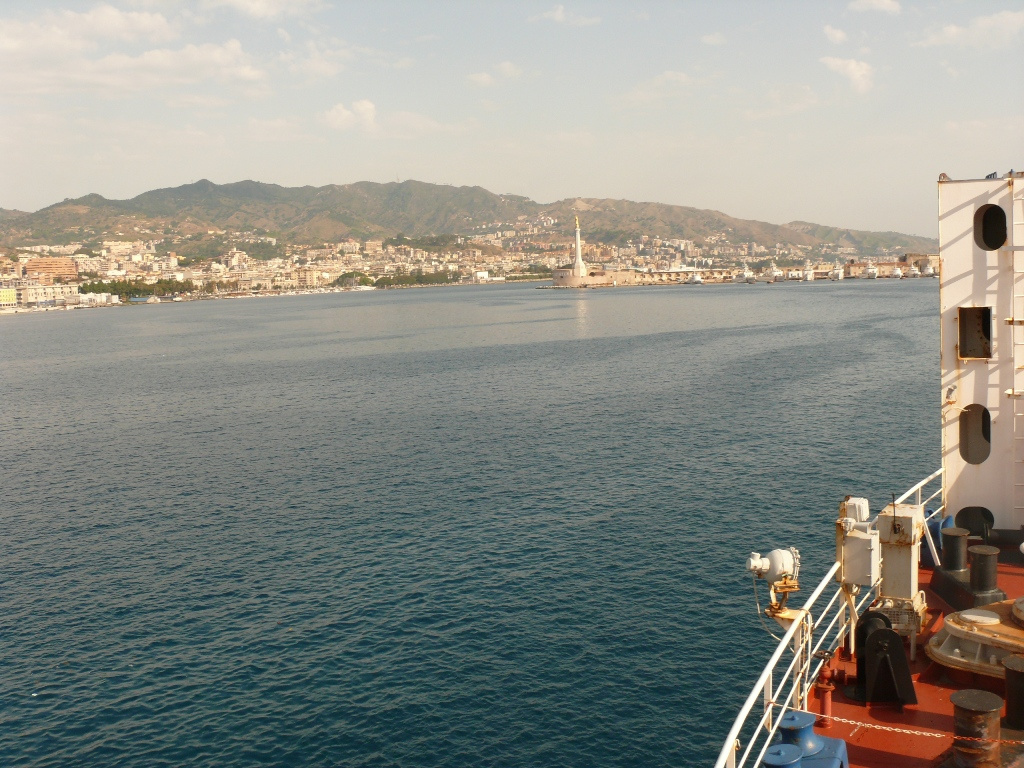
[0,179,938,254]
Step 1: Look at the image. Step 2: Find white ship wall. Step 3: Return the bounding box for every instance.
[940,176,1022,531]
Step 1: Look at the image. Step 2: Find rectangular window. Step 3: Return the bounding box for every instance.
[959,306,992,359]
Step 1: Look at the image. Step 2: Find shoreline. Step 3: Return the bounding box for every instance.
[0,278,553,318]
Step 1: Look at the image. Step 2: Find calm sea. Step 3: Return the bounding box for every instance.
[1,280,938,767]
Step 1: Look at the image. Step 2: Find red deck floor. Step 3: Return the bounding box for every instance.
[812,559,1024,767]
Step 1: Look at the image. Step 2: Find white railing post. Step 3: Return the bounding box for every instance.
[764,669,773,732]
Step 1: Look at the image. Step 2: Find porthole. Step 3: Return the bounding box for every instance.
[959,404,991,464]
[974,204,1007,251]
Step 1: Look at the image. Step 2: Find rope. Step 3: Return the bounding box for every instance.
[779,705,1024,745]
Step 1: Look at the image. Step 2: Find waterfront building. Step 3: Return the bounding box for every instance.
[24,257,78,282]
[14,282,80,307]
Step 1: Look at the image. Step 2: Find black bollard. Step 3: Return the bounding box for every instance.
[1003,655,1024,730]
[969,545,1000,593]
[943,527,970,571]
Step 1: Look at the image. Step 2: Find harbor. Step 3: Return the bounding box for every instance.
[552,219,937,288]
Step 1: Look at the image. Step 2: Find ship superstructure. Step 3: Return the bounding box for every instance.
[717,171,1024,768]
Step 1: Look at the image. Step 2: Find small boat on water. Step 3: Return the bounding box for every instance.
[908,265,921,278]
[864,261,879,279]
[828,261,844,281]
[757,263,785,283]
[686,272,703,285]
[734,262,755,283]
[891,266,904,279]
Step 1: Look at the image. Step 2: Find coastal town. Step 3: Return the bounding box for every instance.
[0,215,938,312]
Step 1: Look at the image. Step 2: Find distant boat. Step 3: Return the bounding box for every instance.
[922,264,936,277]
[892,266,904,279]
[908,265,921,278]
[734,262,754,283]
[687,272,703,285]
[864,262,879,279]
[828,262,844,281]
[757,263,784,283]
[802,260,815,281]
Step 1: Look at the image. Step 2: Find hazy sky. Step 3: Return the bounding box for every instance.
[1,1,1021,236]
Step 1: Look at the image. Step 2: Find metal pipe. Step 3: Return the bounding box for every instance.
[815,668,834,728]
[922,518,941,568]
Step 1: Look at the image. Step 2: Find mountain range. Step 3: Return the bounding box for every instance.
[0,179,938,254]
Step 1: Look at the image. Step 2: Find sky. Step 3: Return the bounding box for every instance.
[0,1,1022,237]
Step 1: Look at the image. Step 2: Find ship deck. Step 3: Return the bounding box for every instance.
[816,556,1024,767]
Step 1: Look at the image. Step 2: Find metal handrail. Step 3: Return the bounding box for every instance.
[713,469,944,768]
[895,467,944,505]
[713,561,842,768]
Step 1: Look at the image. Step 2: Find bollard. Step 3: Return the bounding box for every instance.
[943,527,970,571]
[969,545,1000,594]
[1003,655,1024,730]
[777,711,823,757]
[951,688,1003,768]
[761,743,803,768]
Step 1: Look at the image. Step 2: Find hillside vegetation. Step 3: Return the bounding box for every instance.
[0,179,938,253]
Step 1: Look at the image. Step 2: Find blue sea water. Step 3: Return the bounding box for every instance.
[1,280,938,767]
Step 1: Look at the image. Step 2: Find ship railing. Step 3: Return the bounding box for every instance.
[713,468,944,768]
[894,467,945,567]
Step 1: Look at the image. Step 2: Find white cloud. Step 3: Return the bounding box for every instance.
[1,38,263,95]
[627,70,693,103]
[468,72,494,87]
[393,57,415,70]
[468,61,521,87]
[325,102,355,129]
[167,93,230,109]
[916,11,1024,49]
[324,101,465,138]
[0,4,176,55]
[820,57,873,93]
[743,84,819,120]
[280,40,352,77]
[206,0,323,19]
[352,99,377,131]
[701,32,725,45]
[389,111,466,137]
[848,0,901,14]
[247,117,305,141]
[529,5,601,27]
[496,61,522,79]
[824,25,847,44]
